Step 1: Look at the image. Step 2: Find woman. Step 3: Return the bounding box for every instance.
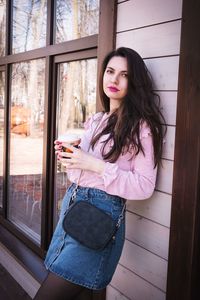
[34,47,165,299]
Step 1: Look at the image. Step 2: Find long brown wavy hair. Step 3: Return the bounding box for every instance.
[91,47,166,167]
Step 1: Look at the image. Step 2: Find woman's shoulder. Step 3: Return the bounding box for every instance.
[84,112,104,130]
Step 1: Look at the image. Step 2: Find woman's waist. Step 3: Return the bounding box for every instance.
[68,182,126,206]
[67,169,106,191]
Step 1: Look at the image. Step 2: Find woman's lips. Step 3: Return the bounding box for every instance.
[108,86,120,92]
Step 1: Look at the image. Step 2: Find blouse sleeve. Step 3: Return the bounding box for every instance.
[83,112,103,130]
[101,125,157,200]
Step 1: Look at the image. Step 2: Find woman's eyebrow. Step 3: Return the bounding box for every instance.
[107,66,128,73]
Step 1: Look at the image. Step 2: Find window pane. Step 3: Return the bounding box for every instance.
[0,70,5,207]
[0,0,6,56]
[55,59,97,224]
[12,0,47,54]
[9,59,45,243]
[56,0,99,44]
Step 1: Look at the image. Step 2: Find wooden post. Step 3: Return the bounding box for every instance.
[166,0,200,299]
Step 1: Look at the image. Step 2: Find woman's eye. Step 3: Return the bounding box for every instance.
[106,69,113,74]
[122,73,128,77]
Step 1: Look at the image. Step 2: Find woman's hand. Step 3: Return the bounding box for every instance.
[54,141,105,175]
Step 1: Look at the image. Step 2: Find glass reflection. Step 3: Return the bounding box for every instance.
[56,0,99,43]
[9,59,45,243]
[0,71,5,207]
[55,59,97,224]
[12,0,47,54]
[0,0,6,56]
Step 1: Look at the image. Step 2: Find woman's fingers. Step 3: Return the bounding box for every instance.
[59,157,77,168]
[54,140,61,145]
[54,144,62,151]
[59,151,73,159]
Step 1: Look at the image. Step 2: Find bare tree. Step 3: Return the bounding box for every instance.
[0,0,6,56]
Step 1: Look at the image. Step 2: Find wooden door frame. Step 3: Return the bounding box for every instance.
[166,0,200,299]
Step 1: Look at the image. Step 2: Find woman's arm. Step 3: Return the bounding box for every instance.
[57,144,105,174]
[57,133,156,201]
[102,131,157,200]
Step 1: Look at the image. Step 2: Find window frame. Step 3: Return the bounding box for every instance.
[0,0,117,284]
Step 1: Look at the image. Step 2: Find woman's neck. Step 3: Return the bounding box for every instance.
[109,99,120,112]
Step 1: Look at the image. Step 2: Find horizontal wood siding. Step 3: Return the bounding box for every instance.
[117,21,181,58]
[107,0,182,299]
[117,0,182,31]
[125,211,170,259]
[111,264,166,300]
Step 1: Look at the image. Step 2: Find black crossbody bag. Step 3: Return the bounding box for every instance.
[62,185,126,250]
[62,114,126,250]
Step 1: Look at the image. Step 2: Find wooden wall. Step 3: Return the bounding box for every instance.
[106,0,183,299]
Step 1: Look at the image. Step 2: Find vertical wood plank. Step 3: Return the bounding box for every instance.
[166,0,200,299]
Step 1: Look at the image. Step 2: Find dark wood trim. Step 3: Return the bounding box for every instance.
[0,224,47,283]
[191,159,200,299]
[166,0,200,299]
[54,48,97,63]
[0,35,98,65]
[2,64,10,219]
[46,0,55,46]
[96,0,117,111]
[40,55,54,251]
[5,0,12,56]
[47,58,58,239]
[0,217,44,257]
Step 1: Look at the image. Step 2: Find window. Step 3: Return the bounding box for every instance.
[0,0,116,280]
[55,0,99,43]
[0,0,6,56]
[8,59,45,243]
[12,0,47,53]
[55,58,97,224]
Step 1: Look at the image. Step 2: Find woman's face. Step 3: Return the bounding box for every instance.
[103,56,128,107]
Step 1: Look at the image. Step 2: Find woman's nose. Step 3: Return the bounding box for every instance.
[111,74,119,83]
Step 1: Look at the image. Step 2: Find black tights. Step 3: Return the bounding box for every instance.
[33,271,93,300]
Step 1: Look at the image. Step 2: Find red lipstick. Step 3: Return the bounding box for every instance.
[108,86,120,92]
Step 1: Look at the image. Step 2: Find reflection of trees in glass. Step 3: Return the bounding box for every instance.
[56,0,99,43]
[13,0,47,53]
[0,0,6,56]
[11,60,45,136]
[57,59,97,135]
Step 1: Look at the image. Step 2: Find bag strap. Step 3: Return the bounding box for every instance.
[70,113,126,225]
[71,112,104,198]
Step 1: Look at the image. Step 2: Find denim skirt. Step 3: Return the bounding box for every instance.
[44,184,126,290]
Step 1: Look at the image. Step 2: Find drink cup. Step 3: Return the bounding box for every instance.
[57,133,81,153]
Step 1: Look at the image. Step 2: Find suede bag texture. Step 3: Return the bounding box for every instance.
[62,201,117,250]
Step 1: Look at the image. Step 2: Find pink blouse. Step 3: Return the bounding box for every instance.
[66,112,157,200]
